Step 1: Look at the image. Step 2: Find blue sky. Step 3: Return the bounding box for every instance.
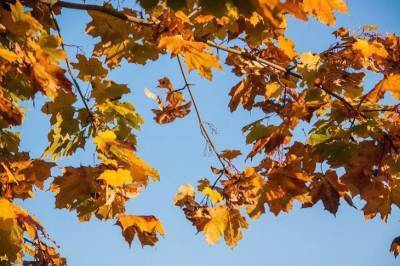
[18,1,400,266]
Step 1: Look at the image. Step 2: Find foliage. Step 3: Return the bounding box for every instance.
[0,0,399,264]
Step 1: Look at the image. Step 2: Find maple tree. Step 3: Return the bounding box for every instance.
[0,0,399,264]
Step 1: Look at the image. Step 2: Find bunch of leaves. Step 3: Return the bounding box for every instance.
[1,0,400,264]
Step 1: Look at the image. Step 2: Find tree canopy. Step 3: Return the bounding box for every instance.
[0,0,400,265]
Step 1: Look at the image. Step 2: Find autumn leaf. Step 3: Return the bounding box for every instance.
[278,36,297,59]
[203,205,228,245]
[116,214,164,247]
[368,74,400,102]
[302,0,348,26]
[158,35,222,80]
[1,0,400,261]
[72,54,108,81]
[173,184,195,206]
[0,47,18,62]
[201,187,224,204]
[352,39,388,58]
[98,169,132,187]
[220,149,242,160]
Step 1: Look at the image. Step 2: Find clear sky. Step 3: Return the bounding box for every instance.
[17,1,400,266]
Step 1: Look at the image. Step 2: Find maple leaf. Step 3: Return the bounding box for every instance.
[301,0,348,26]
[203,205,228,245]
[116,215,164,247]
[368,74,400,102]
[72,54,108,81]
[303,171,352,215]
[201,187,224,204]
[1,0,400,260]
[146,77,192,124]
[51,166,102,220]
[202,205,248,248]
[30,54,72,99]
[0,153,55,199]
[352,39,389,58]
[219,149,242,160]
[98,169,132,187]
[158,35,222,80]
[94,130,159,183]
[277,36,297,59]
[224,208,248,248]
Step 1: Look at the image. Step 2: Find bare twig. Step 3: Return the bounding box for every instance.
[176,56,227,171]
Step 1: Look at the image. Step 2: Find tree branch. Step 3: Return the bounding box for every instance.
[30,0,302,79]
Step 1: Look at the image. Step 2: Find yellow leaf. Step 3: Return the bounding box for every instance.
[72,54,108,81]
[302,0,348,26]
[175,11,192,24]
[0,198,16,230]
[203,206,228,245]
[9,0,43,35]
[30,54,72,99]
[265,82,282,99]
[201,187,224,204]
[93,130,117,152]
[0,47,18,62]
[368,74,400,102]
[95,130,159,183]
[248,12,263,26]
[352,39,388,58]
[98,169,132,187]
[158,35,222,80]
[298,52,321,85]
[299,52,320,70]
[278,36,297,59]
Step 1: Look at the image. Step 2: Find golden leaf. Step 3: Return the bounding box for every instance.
[302,0,348,26]
[158,35,222,80]
[98,169,132,187]
[0,47,18,62]
[0,198,16,230]
[72,54,108,81]
[368,74,400,102]
[203,206,228,245]
[265,82,282,99]
[277,36,297,59]
[352,39,389,58]
[116,214,164,247]
[201,187,224,204]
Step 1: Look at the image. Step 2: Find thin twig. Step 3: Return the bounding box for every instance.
[50,12,97,132]
[176,56,227,172]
